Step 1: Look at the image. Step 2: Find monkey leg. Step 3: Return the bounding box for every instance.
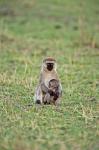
[34,86,43,104]
[54,98,61,107]
[43,93,51,104]
[54,85,62,106]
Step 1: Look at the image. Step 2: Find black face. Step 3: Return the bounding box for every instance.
[47,63,54,71]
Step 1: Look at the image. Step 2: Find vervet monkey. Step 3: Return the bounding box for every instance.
[48,79,60,101]
[41,79,60,104]
[34,57,62,106]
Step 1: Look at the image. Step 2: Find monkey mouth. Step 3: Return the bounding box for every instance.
[47,63,53,71]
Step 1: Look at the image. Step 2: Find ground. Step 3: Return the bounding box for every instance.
[0,0,99,150]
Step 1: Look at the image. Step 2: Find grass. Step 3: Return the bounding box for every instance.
[0,0,99,149]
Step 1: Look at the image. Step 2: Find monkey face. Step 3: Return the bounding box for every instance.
[42,58,57,72]
[46,63,54,71]
[49,79,59,92]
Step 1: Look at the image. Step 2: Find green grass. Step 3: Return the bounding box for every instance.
[0,0,99,149]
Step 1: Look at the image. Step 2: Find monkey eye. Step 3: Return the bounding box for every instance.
[47,63,54,66]
[47,63,54,65]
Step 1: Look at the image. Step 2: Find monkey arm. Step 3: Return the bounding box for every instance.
[44,93,51,104]
[58,83,62,97]
[41,83,49,93]
[53,83,62,106]
[34,85,43,104]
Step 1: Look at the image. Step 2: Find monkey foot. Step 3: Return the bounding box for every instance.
[35,100,41,104]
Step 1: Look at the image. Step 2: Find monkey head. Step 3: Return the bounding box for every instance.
[42,57,57,71]
[49,79,59,92]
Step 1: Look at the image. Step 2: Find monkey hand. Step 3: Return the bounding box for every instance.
[56,91,59,97]
[53,91,59,101]
[48,90,54,96]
